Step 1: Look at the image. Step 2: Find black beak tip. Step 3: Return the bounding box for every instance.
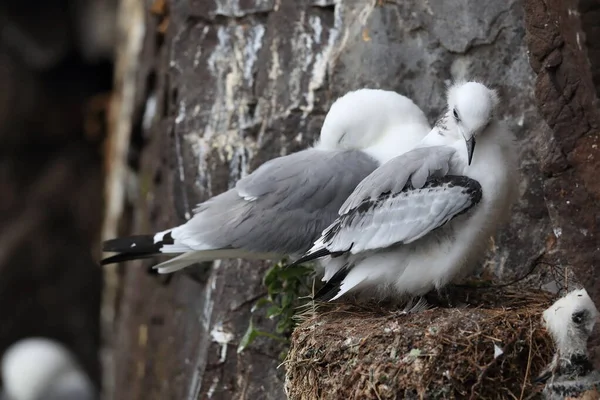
[466,137,476,166]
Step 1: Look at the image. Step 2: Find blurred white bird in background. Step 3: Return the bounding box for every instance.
[1,337,95,400]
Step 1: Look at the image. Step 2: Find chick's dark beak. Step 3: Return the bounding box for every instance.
[466,136,476,166]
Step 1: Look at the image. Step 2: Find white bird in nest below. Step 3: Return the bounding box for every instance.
[291,81,520,302]
[537,288,600,399]
[0,337,96,400]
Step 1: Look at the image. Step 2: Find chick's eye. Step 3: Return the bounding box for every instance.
[572,310,586,324]
[452,109,459,120]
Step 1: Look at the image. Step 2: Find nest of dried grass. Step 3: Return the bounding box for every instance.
[284,287,556,400]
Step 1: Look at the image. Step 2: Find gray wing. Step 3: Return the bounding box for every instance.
[292,147,481,264]
[182,148,379,255]
[338,146,457,215]
[317,175,482,254]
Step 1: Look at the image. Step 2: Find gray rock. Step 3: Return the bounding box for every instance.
[111,0,600,397]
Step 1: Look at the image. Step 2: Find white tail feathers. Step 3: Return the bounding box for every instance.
[159,243,194,253]
[330,273,365,301]
[155,250,281,274]
[154,251,224,274]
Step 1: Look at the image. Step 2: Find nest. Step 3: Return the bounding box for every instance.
[284,287,556,400]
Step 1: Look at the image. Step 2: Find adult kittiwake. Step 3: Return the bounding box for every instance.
[101,88,432,273]
[292,81,519,301]
[537,288,600,399]
[1,338,96,400]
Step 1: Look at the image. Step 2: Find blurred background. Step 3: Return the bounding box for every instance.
[0,0,116,395]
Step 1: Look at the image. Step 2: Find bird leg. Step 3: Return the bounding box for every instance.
[422,286,465,308]
[438,288,456,308]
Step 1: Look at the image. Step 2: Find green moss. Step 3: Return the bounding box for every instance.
[238,258,315,354]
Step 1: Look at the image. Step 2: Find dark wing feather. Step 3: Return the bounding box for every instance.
[339,146,457,215]
[294,175,482,265]
[313,267,351,301]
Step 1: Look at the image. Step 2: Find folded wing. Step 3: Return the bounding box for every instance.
[102,148,379,271]
[292,146,482,265]
[319,175,482,255]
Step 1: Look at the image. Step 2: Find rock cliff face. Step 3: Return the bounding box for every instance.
[108,0,600,398]
[524,0,600,369]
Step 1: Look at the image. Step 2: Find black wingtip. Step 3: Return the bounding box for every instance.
[313,282,341,302]
[288,248,332,268]
[313,266,349,302]
[103,235,160,254]
[101,233,176,265]
[100,252,158,265]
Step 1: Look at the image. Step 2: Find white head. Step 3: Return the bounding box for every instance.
[421,81,500,166]
[315,89,431,163]
[543,289,599,358]
[1,338,93,400]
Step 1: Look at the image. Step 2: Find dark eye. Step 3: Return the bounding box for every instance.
[452,109,459,121]
[572,310,587,324]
